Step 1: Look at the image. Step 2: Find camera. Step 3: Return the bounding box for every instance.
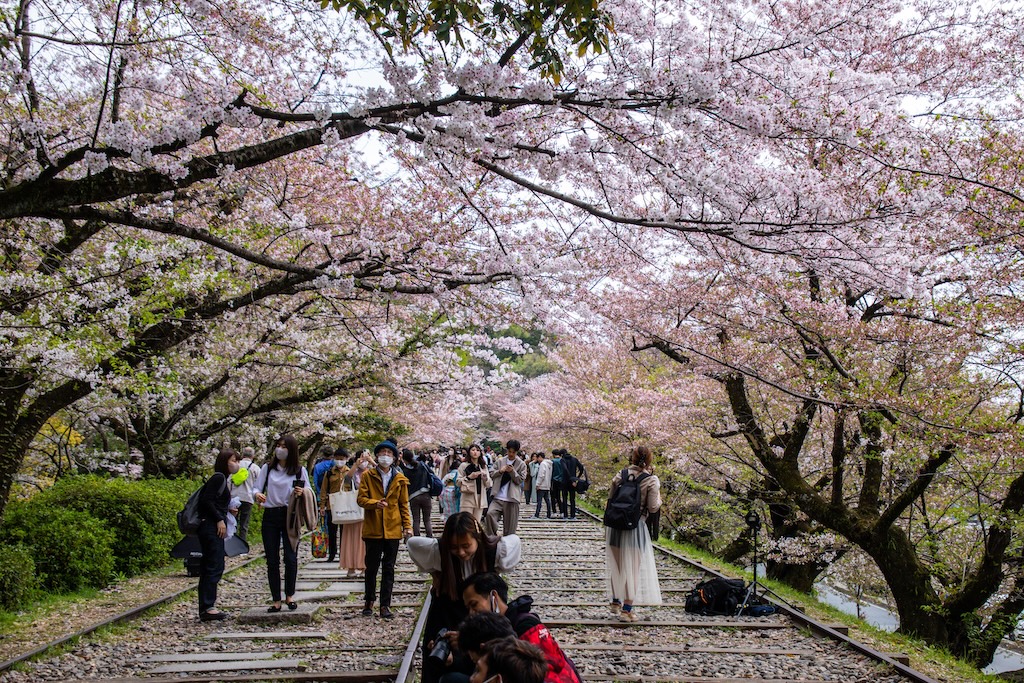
[428,628,450,662]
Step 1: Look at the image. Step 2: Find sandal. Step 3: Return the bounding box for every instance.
[267,604,282,613]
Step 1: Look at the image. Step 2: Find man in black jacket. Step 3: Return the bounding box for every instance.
[399,448,433,537]
[558,449,585,520]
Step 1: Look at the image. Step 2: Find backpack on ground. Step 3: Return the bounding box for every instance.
[177,476,226,535]
[602,468,651,530]
[684,577,747,616]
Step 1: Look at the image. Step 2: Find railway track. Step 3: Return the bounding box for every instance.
[0,510,942,682]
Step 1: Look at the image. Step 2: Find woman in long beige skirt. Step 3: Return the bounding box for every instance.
[338,451,373,577]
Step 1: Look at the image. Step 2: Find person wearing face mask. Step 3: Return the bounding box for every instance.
[407,512,522,683]
[316,446,348,563]
[195,448,241,622]
[399,447,434,538]
[254,434,313,612]
[357,441,413,619]
[462,573,581,683]
[337,451,371,578]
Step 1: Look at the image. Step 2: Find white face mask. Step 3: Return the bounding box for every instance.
[378,455,393,468]
[358,461,370,470]
[335,460,345,468]
[275,447,288,460]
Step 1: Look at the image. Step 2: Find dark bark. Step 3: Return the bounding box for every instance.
[0,268,318,520]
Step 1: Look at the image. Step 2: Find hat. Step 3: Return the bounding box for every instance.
[374,441,399,457]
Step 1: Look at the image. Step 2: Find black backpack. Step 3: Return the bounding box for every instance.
[602,468,651,530]
[684,577,747,616]
[177,475,226,535]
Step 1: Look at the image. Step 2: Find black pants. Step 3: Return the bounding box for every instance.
[563,484,577,518]
[197,519,225,613]
[551,482,565,514]
[364,538,400,608]
[322,509,339,559]
[262,506,298,602]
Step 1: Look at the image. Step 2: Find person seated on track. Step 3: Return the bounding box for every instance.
[462,572,581,683]
[469,635,548,683]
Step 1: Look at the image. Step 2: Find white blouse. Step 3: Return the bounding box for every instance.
[407,535,522,575]
[256,465,311,508]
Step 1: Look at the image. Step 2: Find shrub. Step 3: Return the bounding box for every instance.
[0,544,37,610]
[32,475,183,576]
[0,504,115,592]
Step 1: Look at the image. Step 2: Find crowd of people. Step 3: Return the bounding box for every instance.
[191,436,662,682]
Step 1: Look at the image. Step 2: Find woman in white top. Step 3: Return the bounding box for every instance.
[457,444,492,522]
[605,445,662,622]
[254,434,312,612]
[407,511,521,683]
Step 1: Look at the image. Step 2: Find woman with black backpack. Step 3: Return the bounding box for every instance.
[196,448,241,622]
[604,445,662,622]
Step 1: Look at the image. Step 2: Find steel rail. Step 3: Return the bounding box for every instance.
[0,552,268,675]
[576,507,941,683]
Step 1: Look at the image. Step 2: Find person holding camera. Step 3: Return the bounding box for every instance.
[357,440,413,619]
[462,573,581,683]
[407,511,521,683]
[254,434,313,612]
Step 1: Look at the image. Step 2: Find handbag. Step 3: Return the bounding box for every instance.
[572,465,591,494]
[311,518,328,559]
[329,479,364,524]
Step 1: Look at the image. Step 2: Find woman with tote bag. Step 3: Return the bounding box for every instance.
[335,451,372,578]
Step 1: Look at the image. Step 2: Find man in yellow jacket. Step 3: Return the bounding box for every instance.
[357,440,413,619]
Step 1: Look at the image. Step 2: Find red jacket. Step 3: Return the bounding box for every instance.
[506,597,581,683]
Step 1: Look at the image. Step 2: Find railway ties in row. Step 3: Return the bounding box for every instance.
[2,511,939,683]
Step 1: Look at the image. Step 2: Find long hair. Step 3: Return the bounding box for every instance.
[269,434,302,476]
[436,512,499,601]
[467,444,483,464]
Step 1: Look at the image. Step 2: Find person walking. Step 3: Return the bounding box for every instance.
[533,452,552,519]
[458,444,492,523]
[196,448,240,621]
[357,440,412,619]
[485,440,528,536]
[605,445,662,622]
[317,448,348,562]
[229,446,260,544]
[399,447,434,538]
[338,451,372,578]
[254,434,313,612]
